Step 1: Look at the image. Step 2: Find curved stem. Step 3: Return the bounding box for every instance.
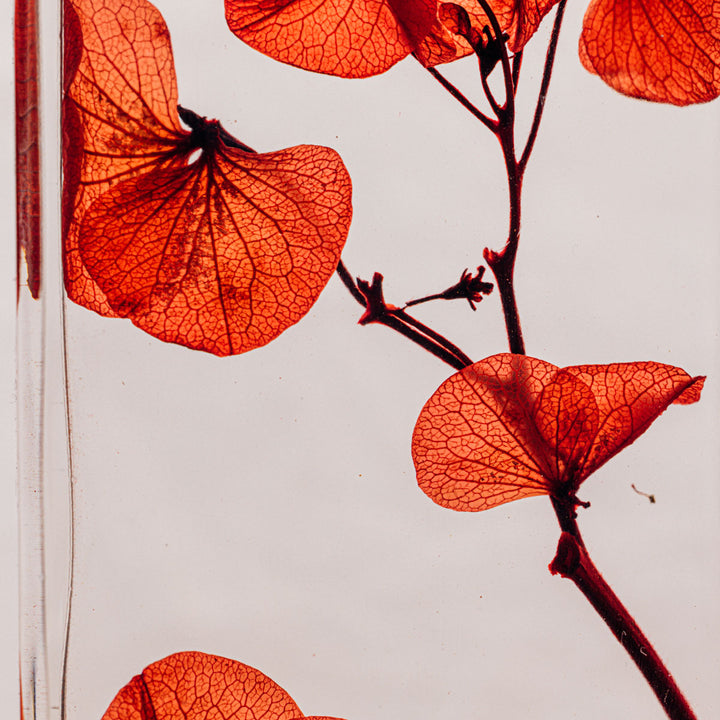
[395,309,473,367]
[485,120,525,354]
[550,498,698,720]
[423,66,498,132]
[511,50,523,95]
[519,0,567,174]
[336,262,473,370]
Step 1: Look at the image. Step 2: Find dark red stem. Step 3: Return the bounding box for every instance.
[336,263,473,370]
[519,0,567,174]
[550,499,698,720]
[484,116,525,354]
[423,66,497,132]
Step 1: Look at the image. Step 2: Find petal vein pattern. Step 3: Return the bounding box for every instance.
[225,0,438,76]
[101,652,350,720]
[64,0,352,354]
[412,354,704,512]
[579,0,720,104]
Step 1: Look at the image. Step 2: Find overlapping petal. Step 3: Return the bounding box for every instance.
[579,0,720,104]
[64,0,352,355]
[63,0,185,316]
[225,0,439,77]
[102,652,346,720]
[412,354,704,512]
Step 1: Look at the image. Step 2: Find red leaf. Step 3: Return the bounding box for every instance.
[412,354,704,512]
[15,0,41,299]
[225,0,439,77]
[579,0,720,104]
[101,652,347,720]
[64,0,352,355]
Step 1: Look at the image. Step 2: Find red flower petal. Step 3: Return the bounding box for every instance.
[78,145,351,356]
[579,0,720,104]
[63,0,187,317]
[412,354,704,512]
[64,0,352,354]
[102,652,346,720]
[563,362,705,482]
[225,0,438,77]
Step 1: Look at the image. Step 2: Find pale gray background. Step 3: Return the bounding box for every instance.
[3,0,720,718]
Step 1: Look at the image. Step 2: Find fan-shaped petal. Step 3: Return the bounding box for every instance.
[579,0,720,104]
[63,0,187,315]
[412,354,704,513]
[102,652,306,720]
[412,354,558,512]
[78,143,352,355]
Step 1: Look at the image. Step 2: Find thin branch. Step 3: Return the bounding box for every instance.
[480,67,503,118]
[511,50,523,94]
[423,66,498,132]
[336,259,366,305]
[336,265,473,370]
[394,309,474,367]
[518,0,567,174]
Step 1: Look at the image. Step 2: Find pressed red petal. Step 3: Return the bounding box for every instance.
[412,354,705,513]
[579,0,720,104]
[412,354,558,512]
[63,0,187,316]
[413,2,476,66]
[564,362,705,483]
[224,0,438,77]
[532,369,599,485]
[78,143,351,356]
[64,0,353,354]
[102,652,305,720]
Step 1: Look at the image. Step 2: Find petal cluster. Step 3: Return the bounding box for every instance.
[411,354,704,512]
[102,652,345,720]
[64,0,352,355]
[226,0,720,103]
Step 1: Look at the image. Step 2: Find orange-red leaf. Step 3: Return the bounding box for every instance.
[102,652,347,720]
[64,0,352,355]
[225,0,439,77]
[15,0,41,299]
[411,354,704,512]
[579,0,720,104]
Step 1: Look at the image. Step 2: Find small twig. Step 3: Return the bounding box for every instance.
[518,0,567,174]
[405,266,494,310]
[337,266,473,370]
[423,66,498,132]
[511,50,523,94]
[631,484,656,504]
[394,309,474,367]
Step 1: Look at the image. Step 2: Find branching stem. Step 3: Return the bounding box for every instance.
[519,0,567,174]
[424,66,498,132]
[336,262,473,370]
